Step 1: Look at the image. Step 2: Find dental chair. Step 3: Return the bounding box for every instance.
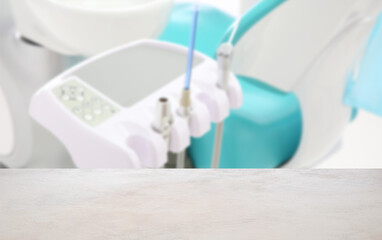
[160,0,382,168]
[2,0,382,168]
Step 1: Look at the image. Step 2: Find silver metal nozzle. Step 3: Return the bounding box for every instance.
[176,89,193,169]
[152,97,173,147]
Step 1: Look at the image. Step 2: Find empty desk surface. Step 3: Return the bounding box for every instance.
[0,170,381,240]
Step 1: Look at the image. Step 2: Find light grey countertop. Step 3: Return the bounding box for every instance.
[0,170,381,240]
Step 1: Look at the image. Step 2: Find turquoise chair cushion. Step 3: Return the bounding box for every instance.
[159,3,302,168]
[190,77,302,168]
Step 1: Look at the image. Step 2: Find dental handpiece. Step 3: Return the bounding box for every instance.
[152,97,173,151]
[211,43,234,169]
[177,90,192,168]
[176,3,199,168]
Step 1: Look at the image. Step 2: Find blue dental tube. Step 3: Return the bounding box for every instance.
[177,3,200,168]
[184,4,200,90]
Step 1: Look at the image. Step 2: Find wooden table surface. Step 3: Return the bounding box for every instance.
[0,170,381,240]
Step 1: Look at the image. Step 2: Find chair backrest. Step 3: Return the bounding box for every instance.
[233,0,382,167]
[233,0,379,92]
[286,16,379,167]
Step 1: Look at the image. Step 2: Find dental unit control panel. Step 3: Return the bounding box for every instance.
[53,79,120,127]
[30,40,242,168]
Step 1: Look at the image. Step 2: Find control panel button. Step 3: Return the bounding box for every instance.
[94,109,102,116]
[82,102,91,109]
[72,107,82,115]
[54,78,120,127]
[91,97,101,105]
[103,104,111,111]
[61,95,70,101]
[84,114,93,122]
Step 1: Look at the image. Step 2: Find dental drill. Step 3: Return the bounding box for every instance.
[210,17,241,168]
[211,43,234,168]
[177,90,192,168]
[152,98,173,155]
[176,3,200,168]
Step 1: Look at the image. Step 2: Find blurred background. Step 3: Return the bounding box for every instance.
[1,0,382,168]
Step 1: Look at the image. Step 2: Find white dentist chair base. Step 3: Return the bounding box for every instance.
[30,40,242,168]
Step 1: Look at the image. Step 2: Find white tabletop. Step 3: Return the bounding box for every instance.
[0,170,381,240]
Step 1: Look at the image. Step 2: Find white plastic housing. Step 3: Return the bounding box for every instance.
[0,78,15,156]
[284,17,379,168]
[29,40,242,168]
[234,0,381,92]
[10,0,173,56]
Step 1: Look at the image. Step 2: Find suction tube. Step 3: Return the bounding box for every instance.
[219,0,287,47]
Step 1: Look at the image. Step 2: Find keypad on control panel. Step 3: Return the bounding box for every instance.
[54,78,119,127]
